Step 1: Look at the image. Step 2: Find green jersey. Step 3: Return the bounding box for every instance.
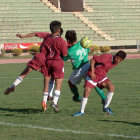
[63,41,90,70]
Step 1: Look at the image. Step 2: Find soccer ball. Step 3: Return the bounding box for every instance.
[80,37,92,49]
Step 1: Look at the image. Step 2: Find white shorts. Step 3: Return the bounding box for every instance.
[85,76,109,88]
[69,62,90,85]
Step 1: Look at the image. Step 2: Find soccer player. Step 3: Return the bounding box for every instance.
[4,21,68,112]
[40,21,68,113]
[63,30,94,101]
[73,50,126,116]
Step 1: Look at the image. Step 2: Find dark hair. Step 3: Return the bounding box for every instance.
[115,50,126,60]
[65,30,77,43]
[50,21,61,33]
[60,28,63,36]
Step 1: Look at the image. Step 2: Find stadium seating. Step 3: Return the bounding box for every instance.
[0,0,140,45]
[0,0,102,43]
[83,0,140,41]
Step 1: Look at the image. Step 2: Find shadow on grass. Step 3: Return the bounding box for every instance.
[99,120,140,126]
[0,107,42,114]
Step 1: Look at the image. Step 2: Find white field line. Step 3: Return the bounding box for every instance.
[0,76,140,84]
[0,121,140,139]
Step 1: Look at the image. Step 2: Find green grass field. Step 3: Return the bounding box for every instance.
[0,59,140,140]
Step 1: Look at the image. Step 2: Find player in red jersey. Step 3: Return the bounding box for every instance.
[73,50,126,116]
[4,21,68,112]
[40,21,67,112]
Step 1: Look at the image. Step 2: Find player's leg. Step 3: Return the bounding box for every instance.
[50,78,63,113]
[94,86,106,110]
[94,77,110,102]
[47,78,55,101]
[103,80,115,108]
[49,60,64,112]
[73,86,92,116]
[81,87,91,113]
[68,80,81,102]
[101,80,114,115]
[68,62,90,102]
[4,66,33,95]
[73,75,96,116]
[41,76,50,111]
[94,86,106,101]
[4,54,45,95]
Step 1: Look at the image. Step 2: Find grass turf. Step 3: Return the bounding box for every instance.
[0,59,140,140]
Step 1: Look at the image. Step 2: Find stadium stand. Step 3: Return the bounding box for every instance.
[0,0,140,48]
[83,0,140,46]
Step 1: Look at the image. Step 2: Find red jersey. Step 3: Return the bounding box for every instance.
[88,54,118,77]
[36,32,67,60]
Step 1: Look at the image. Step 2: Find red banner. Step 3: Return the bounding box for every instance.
[4,43,41,50]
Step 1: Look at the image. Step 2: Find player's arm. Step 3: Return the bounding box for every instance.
[16,32,50,39]
[16,32,37,38]
[90,58,96,80]
[62,45,71,61]
[61,40,68,57]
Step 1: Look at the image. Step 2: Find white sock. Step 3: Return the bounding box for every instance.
[43,92,48,103]
[81,97,88,113]
[12,76,23,87]
[53,90,60,105]
[48,80,55,97]
[104,92,114,108]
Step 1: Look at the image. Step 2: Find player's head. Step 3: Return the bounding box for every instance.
[50,20,62,34]
[113,50,126,64]
[65,30,77,44]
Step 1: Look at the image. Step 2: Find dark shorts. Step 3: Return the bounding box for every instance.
[27,53,46,71]
[41,59,64,79]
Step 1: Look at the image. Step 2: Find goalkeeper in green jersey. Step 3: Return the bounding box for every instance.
[63,30,106,103]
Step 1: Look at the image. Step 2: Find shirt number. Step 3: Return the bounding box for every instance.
[76,48,87,61]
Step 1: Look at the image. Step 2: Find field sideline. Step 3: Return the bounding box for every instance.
[0,59,140,140]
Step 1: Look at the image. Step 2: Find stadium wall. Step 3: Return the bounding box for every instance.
[48,0,84,11]
[60,0,84,12]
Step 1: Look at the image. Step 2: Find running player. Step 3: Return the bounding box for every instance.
[73,50,126,116]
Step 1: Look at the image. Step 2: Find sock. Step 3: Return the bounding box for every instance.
[42,92,48,103]
[81,97,88,113]
[53,90,60,105]
[95,86,106,100]
[48,80,55,97]
[12,76,23,87]
[70,86,79,98]
[104,92,114,108]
